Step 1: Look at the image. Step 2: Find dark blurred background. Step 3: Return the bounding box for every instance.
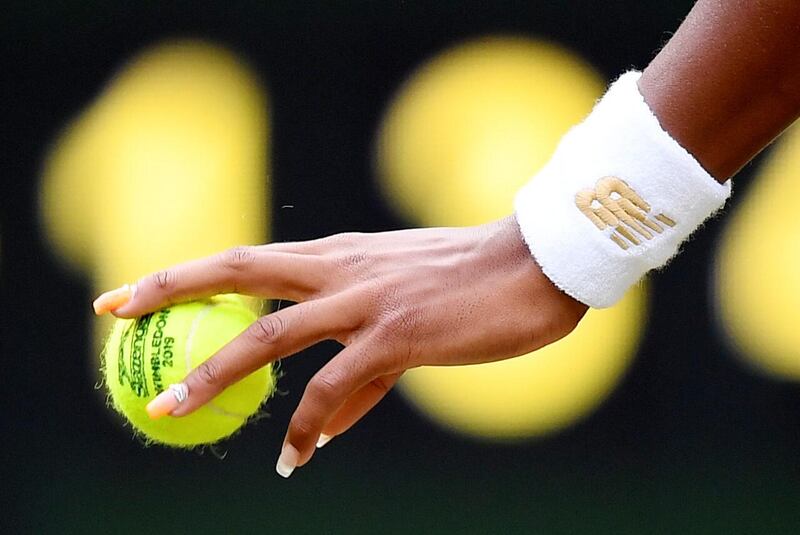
[4,1,800,533]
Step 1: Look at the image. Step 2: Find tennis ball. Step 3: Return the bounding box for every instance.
[103,295,275,447]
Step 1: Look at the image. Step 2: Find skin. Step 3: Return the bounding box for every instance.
[106,219,586,473]
[639,0,800,182]
[97,0,800,476]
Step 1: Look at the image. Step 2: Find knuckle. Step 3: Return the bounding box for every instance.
[377,307,420,338]
[151,270,176,292]
[362,280,399,313]
[319,232,364,251]
[334,249,372,279]
[249,315,286,346]
[290,414,316,438]
[372,308,422,370]
[330,232,359,247]
[335,250,371,272]
[306,370,340,404]
[220,246,256,271]
[195,359,223,387]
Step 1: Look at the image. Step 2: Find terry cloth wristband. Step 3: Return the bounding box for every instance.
[514,71,731,308]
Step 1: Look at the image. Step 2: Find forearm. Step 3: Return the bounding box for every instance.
[639,0,800,182]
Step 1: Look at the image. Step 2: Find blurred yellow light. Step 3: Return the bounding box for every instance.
[377,36,604,226]
[402,288,645,439]
[41,40,269,281]
[376,37,646,438]
[715,123,800,378]
[39,40,269,346]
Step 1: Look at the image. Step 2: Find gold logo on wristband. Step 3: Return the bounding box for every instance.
[575,176,676,250]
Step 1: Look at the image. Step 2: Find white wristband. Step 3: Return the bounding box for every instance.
[514,71,731,308]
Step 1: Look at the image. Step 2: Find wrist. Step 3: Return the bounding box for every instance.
[514,72,731,308]
[480,216,588,316]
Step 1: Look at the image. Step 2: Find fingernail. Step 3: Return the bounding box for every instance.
[316,434,333,448]
[276,443,300,478]
[146,383,187,419]
[93,284,135,315]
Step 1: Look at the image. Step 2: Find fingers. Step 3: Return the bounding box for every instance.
[318,373,401,445]
[97,246,330,318]
[276,342,388,477]
[148,295,359,419]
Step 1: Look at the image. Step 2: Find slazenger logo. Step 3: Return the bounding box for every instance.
[575,176,676,250]
[117,313,152,397]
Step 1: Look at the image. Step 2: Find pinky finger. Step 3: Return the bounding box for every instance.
[317,373,402,448]
[277,342,389,477]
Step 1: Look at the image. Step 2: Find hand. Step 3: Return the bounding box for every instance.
[94,215,587,477]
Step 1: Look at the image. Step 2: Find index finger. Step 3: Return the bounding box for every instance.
[146,293,359,419]
[94,245,331,318]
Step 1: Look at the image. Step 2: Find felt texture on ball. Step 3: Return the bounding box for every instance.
[103,295,275,447]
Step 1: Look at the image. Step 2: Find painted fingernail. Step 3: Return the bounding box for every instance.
[316,434,333,448]
[146,383,188,419]
[276,443,300,478]
[93,284,135,315]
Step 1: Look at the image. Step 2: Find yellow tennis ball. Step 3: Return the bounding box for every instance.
[103,295,275,447]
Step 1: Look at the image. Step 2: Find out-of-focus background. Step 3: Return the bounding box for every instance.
[3,1,800,532]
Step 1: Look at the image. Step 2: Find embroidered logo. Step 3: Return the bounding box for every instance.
[575,176,676,250]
